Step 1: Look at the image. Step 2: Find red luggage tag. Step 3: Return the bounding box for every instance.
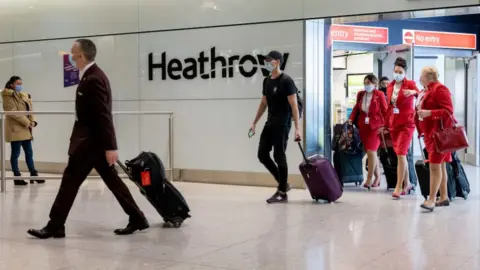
[141,171,151,186]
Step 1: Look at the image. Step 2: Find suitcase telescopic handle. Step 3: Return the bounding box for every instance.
[380,130,389,154]
[297,141,309,164]
[116,160,133,179]
[379,131,392,166]
[418,136,427,162]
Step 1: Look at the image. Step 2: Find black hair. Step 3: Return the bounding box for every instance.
[380,76,389,82]
[5,76,21,89]
[364,74,378,84]
[394,57,407,70]
[75,39,97,62]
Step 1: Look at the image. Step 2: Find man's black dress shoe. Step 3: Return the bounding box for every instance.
[114,218,149,235]
[27,226,66,239]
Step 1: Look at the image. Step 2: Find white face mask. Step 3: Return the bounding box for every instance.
[364,85,375,93]
[393,73,405,82]
[265,62,275,72]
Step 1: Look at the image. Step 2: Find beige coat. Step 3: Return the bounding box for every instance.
[2,89,36,142]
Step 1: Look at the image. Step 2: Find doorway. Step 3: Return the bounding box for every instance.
[331,44,413,133]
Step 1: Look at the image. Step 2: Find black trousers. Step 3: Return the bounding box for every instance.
[47,149,144,229]
[257,123,291,192]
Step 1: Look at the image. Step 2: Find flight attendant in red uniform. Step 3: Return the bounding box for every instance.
[416,67,455,211]
[349,75,388,189]
[385,57,419,199]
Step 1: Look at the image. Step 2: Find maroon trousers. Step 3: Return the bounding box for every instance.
[47,149,144,229]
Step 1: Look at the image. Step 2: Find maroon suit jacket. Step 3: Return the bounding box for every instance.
[68,64,117,155]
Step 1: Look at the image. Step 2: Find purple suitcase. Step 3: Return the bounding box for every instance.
[297,142,343,202]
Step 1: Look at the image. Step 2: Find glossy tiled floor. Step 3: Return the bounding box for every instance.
[0,166,479,270]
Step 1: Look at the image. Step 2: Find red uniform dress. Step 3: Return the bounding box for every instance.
[386,79,419,155]
[416,81,455,164]
[349,90,388,151]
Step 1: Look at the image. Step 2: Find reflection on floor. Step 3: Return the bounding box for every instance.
[0,165,479,270]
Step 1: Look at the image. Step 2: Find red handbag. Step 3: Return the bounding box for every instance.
[433,114,469,154]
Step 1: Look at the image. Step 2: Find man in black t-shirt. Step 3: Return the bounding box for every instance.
[250,51,302,204]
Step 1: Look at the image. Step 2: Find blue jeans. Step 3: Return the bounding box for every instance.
[10,140,37,176]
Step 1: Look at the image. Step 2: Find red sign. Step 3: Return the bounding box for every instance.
[404,32,414,44]
[402,29,476,50]
[330,25,389,44]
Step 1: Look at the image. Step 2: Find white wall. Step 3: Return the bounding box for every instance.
[332,53,374,110]
[0,0,477,42]
[0,21,304,173]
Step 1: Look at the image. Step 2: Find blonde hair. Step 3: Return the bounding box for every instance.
[421,66,439,82]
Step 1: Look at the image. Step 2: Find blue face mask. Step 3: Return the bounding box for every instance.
[393,72,405,82]
[15,85,23,92]
[68,54,77,68]
[265,62,275,72]
[364,85,375,93]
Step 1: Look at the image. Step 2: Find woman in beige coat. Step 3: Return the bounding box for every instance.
[2,76,43,186]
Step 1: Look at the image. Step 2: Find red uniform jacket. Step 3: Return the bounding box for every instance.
[349,89,388,130]
[416,81,455,138]
[386,79,419,129]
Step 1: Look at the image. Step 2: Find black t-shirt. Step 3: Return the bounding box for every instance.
[262,73,297,126]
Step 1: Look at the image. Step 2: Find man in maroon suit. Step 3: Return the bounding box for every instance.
[27,39,149,239]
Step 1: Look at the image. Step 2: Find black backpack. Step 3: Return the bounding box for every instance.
[263,75,303,119]
[336,123,363,154]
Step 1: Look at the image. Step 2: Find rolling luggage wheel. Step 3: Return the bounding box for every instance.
[313,197,332,204]
[171,217,184,228]
[164,217,184,228]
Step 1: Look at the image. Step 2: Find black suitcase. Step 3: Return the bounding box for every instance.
[415,155,430,200]
[416,153,457,201]
[117,151,191,228]
[333,150,364,186]
[378,133,417,190]
[379,147,397,190]
[415,140,460,201]
[332,124,364,186]
[450,152,470,199]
